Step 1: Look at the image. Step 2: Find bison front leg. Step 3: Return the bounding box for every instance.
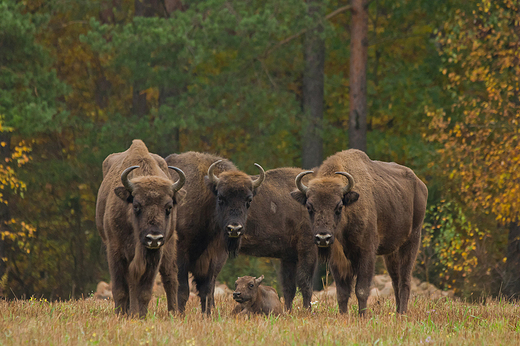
[330,263,353,314]
[296,249,317,310]
[108,249,129,315]
[355,254,376,317]
[280,259,297,311]
[176,259,190,313]
[159,245,178,314]
[128,250,161,318]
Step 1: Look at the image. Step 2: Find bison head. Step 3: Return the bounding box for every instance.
[291,171,359,248]
[204,160,265,255]
[233,275,264,304]
[114,165,186,250]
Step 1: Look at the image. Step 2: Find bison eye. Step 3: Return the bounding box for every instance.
[133,205,141,215]
[335,206,343,215]
[249,283,254,289]
[246,196,253,208]
[217,195,224,205]
[306,204,314,215]
[165,205,173,216]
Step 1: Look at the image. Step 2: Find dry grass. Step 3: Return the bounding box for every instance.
[1,294,519,345]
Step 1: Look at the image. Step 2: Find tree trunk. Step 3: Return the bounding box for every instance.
[504,221,520,299]
[348,0,368,152]
[302,0,325,170]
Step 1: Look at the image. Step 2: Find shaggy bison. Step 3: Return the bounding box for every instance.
[96,140,186,317]
[232,275,283,315]
[291,149,428,315]
[164,152,264,314]
[239,167,317,311]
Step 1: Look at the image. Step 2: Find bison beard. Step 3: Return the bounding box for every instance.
[291,149,427,316]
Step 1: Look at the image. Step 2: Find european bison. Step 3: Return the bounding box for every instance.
[239,167,317,311]
[164,152,264,314]
[232,275,283,315]
[291,149,428,315]
[96,140,186,317]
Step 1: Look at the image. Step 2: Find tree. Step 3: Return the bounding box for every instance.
[427,0,520,296]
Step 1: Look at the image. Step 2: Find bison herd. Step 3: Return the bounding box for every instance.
[96,140,427,318]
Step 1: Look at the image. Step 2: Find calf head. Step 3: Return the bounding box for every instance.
[205,160,265,254]
[291,171,359,248]
[114,165,186,250]
[233,275,264,304]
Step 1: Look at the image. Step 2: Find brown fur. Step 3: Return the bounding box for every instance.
[239,167,317,311]
[291,149,428,315]
[95,140,184,317]
[165,152,263,314]
[232,275,283,315]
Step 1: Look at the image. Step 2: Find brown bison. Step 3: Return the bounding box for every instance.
[96,140,186,317]
[232,275,283,315]
[291,149,428,315]
[165,152,264,314]
[238,167,317,311]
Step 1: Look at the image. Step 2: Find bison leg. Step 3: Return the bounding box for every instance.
[280,259,297,311]
[159,246,178,314]
[383,251,401,311]
[396,226,421,314]
[296,250,317,310]
[195,275,216,314]
[355,254,376,316]
[108,251,129,315]
[330,263,354,314]
[128,272,156,318]
[176,260,190,313]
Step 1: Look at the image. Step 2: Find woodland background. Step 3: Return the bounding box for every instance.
[0,0,518,301]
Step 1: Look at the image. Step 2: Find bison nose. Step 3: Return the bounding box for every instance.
[226,224,243,238]
[233,292,241,298]
[315,233,333,248]
[145,234,164,249]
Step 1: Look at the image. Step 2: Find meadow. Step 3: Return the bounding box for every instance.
[1,294,519,345]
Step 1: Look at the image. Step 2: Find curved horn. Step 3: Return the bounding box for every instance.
[121,166,140,193]
[335,172,355,195]
[168,166,186,193]
[252,163,265,189]
[295,171,314,195]
[207,160,222,186]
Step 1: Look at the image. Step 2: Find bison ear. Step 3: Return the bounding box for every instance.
[343,191,359,206]
[173,188,187,205]
[255,275,264,285]
[290,190,307,205]
[204,176,218,195]
[114,187,132,202]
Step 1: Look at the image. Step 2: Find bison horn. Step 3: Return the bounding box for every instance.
[168,166,186,192]
[121,165,140,193]
[252,163,265,189]
[335,172,355,195]
[207,160,222,186]
[295,171,314,194]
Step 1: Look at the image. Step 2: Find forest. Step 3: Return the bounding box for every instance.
[0,0,518,301]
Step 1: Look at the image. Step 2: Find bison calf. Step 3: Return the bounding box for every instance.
[232,275,283,316]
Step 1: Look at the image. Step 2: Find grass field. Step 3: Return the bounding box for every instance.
[1,294,519,345]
